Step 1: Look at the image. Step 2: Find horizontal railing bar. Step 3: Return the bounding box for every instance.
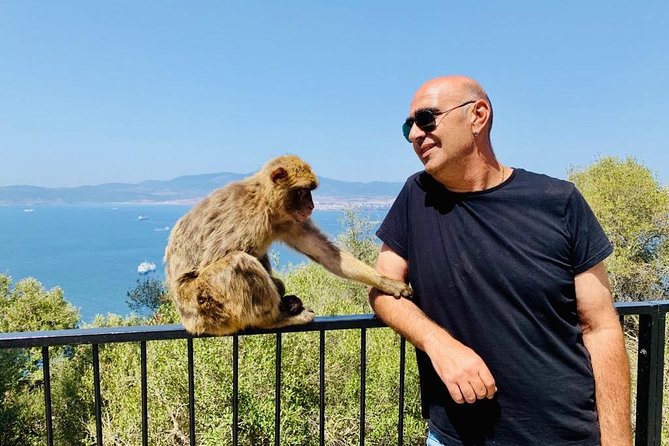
[615,301,669,315]
[0,314,387,349]
[1,302,668,349]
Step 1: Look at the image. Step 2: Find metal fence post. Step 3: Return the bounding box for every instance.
[634,304,666,446]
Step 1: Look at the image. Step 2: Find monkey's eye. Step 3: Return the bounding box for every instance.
[297,188,309,197]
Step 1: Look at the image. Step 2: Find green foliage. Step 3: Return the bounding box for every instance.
[0,276,79,333]
[569,156,669,302]
[0,275,80,446]
[126,276,168,316]
[337,208,380,266]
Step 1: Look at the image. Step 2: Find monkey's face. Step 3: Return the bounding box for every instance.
[287,187,315,223]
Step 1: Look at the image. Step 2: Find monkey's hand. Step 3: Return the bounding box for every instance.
[376,279,413,300]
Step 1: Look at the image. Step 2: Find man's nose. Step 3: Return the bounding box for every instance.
[409,123,425,144]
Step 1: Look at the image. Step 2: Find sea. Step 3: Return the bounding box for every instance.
[0,204,388,323]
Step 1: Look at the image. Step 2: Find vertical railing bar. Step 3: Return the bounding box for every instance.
[92,343,103,446]
[42,346,54,446]
[649,307,666,446]
[187,338,196,446]
[360,328,366,446]
[398,337,406,446]
[141,341,148,446]
[635,314,652,446]
[232,335,239,446]
[319,330,326,446]
[275,333,282,446]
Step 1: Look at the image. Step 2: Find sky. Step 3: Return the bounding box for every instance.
[0,1,667,188]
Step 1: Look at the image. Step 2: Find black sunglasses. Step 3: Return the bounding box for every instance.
[402,100,476,142]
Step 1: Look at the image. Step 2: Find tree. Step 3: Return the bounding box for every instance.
[0,275,80,446]
[337,208,380,266]
[126,276,167,316]
[1,276,79,333]
[569,157,669,302]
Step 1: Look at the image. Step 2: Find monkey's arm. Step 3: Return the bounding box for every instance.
[282,221,412,298]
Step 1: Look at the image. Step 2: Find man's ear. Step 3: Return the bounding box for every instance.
[270,167,288,183]
[471,100,491,134]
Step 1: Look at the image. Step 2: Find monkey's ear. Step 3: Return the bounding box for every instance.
[270,167,288,183]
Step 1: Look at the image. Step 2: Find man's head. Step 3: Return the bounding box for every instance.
[404,76,494,176]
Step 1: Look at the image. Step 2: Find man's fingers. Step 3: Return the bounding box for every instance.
[470,378,489,400]
[445,383,465,404]
[448,372,497,405]
[430,341,497,404]
[460,383,479,404]
[478,370,497,399]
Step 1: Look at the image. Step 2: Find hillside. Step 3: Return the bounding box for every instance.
[0,172,404,208]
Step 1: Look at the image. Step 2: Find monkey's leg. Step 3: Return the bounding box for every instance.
[259,253,286,296]
[272,277,286,297]
[190,252,313,334]
[255,292,315,329]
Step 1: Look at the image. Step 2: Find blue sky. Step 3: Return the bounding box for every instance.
[1,1,667,187]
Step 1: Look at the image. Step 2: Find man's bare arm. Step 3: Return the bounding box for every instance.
[575,261,632,446]
[369,243,496,404]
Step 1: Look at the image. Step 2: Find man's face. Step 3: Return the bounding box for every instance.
[407,86,473,175]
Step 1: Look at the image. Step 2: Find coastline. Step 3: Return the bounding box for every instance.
[1,196,397,211]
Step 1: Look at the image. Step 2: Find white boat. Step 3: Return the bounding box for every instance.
[153,226,171,232]
[137,215,149,221]
[137,261,156,274]
[23,208,34,213]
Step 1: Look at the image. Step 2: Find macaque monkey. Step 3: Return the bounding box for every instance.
[164,155,412,335]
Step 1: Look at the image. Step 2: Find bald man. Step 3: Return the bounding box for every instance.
[370,76,632,445]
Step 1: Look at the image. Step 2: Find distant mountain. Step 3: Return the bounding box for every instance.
[0,172,404,208]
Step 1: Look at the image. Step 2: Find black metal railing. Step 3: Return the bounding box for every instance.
[1,302,667,446]
[616,301,668,446]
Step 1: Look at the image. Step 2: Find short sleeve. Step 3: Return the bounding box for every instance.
[376,179,411,260]
[565,187,613,274]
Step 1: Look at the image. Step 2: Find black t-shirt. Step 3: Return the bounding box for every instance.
[377,168,613,445]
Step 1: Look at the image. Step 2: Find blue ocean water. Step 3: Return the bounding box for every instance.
[0,205,387,323]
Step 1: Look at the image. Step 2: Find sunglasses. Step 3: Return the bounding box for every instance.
[402,100,476,142]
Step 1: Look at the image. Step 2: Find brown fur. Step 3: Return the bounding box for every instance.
[165,155,412,335]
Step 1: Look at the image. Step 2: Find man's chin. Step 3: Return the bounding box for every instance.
[423,160,438,175]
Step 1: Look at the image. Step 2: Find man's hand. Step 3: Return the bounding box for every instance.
[426,331,497,404]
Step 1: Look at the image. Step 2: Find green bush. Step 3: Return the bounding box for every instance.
[569,156,669,302]
[0,275,80,446]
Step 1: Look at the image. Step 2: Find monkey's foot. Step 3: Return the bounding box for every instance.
[294,307,315,323]
[379,280,414,299]
[398,284,414,299]
[273,306,315,328]
[279,294,304,315]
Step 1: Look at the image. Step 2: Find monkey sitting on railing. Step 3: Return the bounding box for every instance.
[164,155,412,335]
